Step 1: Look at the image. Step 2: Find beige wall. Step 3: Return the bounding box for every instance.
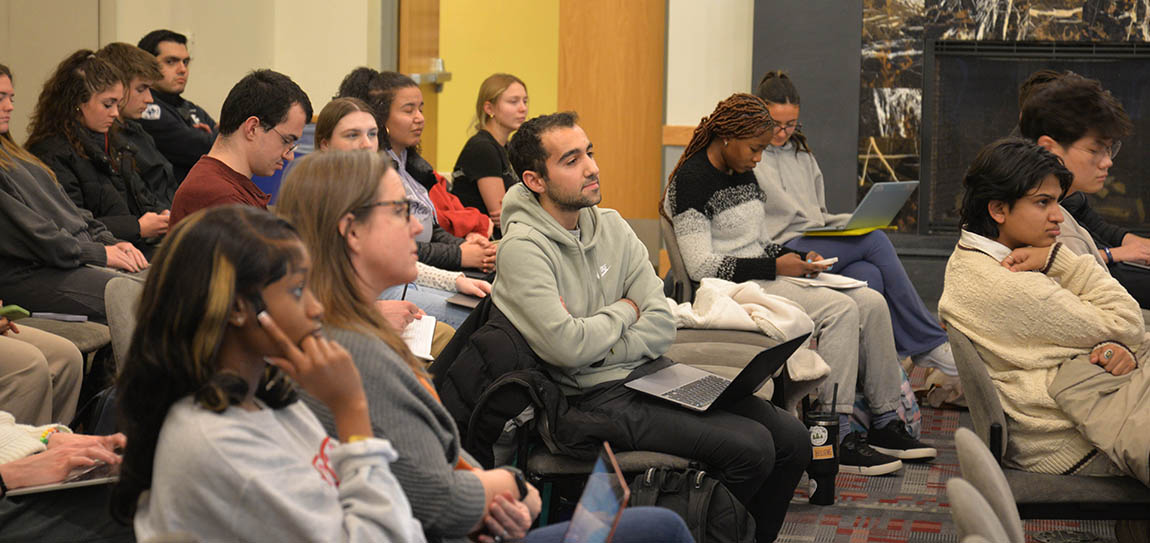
[109,0,380,121]
[664,0,754,126]
[0,0,382,144]
[0,0,102,142]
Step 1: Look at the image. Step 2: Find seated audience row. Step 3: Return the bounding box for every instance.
[116,201,691,543]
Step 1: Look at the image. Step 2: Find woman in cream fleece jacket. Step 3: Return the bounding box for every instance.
[940,138,1150,483]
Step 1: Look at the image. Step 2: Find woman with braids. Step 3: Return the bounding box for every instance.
[113,205,425,542]
[662,93,936,475]
[753,70,957,377]
[26,50,170,253]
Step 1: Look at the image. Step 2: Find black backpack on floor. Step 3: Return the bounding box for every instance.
[629,467,755,543]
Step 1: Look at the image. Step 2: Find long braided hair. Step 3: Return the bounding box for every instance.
[660,93,775,220]
[755,71,811,154]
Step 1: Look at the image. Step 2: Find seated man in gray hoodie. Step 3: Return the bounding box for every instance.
[494,111,809,543]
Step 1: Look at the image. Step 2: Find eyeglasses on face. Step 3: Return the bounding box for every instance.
[355,199,413,221]
[1072,140,1121,163]
[771,121,802,134]
[268,125,300,153]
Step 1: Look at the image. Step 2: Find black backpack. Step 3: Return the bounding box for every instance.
[629,467,755,543]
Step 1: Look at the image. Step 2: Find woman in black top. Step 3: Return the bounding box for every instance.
[451,73,527,238]
[25,50,169,251]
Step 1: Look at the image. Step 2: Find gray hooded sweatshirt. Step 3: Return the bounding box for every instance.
[492,184,675,391]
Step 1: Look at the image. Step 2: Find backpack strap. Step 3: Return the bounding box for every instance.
[686,469,717,542]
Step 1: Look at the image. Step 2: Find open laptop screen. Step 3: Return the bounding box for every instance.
[562,442,630,543]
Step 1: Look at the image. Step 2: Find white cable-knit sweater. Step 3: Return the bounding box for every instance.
[939,231,1148,475]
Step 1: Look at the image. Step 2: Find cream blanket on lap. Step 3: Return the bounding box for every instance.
[668,278,831,382]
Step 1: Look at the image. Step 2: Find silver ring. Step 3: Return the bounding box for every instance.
[1104,349,1115,360]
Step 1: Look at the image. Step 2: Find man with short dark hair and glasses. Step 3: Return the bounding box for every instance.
[137,29,218,184]
[169,70,312,226]
[1019,71,1150,308]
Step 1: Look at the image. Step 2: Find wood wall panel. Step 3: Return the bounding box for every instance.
[398,0,440,165]
[558,0,666,220]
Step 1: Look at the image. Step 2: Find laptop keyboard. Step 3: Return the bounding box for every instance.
[662,374,731,408]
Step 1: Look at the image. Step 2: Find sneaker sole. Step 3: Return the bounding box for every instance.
[839,459,903,476]
[871,445,938,461]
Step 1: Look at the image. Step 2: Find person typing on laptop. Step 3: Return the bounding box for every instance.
[0,410,130,541]
[495,111,810,542]
[752,71,958,377]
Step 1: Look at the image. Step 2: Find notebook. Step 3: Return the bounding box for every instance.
[803,181,919,234]
[625,332,810,412]
[6,461,119,496]
[562,442,630,543]
[400,316,437,360]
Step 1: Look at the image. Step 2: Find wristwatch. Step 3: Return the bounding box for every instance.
[501,466,528,501]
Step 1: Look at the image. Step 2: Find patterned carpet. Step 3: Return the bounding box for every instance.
[776,405,1119,543]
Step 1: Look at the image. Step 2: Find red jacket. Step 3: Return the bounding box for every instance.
[429,171,490,238]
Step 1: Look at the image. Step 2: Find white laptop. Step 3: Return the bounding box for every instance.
[803,181,919,233]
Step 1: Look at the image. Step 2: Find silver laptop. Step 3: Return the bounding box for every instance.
[6,461,119,496]
[625,333,810,412]
[803,181,919,233]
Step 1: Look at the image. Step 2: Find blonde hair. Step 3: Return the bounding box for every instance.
[473,73,526,133]
[276,151,425,374]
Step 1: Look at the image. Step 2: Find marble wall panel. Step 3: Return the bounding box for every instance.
[859,0,1150,231]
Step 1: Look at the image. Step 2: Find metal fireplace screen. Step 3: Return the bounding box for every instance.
[921,40,1150,234]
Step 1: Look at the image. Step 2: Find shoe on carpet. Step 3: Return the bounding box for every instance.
[868,421,938,461]
[839,433,903,476]
[912,342,959,376]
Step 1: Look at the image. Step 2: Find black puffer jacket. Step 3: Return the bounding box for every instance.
[29,128,163,242]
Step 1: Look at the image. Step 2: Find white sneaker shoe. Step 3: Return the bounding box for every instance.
[912,342,958,376]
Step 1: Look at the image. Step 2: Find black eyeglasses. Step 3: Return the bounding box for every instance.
[356,199,413,220]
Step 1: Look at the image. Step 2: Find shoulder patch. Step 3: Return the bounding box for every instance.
[141,104,161,121]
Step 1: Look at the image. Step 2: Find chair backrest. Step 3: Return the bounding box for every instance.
[945,324,1009,459]
[954,427,1025,543]
[660,216,697,303]
[105,276,145,368]
[946,477,1011,543]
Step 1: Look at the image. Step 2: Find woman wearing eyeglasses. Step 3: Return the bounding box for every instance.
[752,71,957,377]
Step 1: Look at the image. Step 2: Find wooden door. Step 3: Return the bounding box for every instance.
[398,0,441,166]
[558,0,666,222]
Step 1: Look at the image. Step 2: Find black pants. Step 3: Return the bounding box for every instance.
[0,484,133,542]
[1111,262,1150,310]
[0,263,121,323]
[561,368,811,543]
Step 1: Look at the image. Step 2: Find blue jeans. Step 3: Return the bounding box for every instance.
[378,283,473,329]
[525,506,693,543]
[785,230,947,357]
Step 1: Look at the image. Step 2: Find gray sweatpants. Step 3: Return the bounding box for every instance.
[754,280,902,416]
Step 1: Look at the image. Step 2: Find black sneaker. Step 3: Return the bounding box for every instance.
[839,433,902,476]
[868,421,938,461]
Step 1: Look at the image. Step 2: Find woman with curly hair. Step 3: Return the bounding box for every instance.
[26,49,169,251]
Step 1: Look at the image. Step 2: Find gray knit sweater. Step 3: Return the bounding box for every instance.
[304,325,486,543]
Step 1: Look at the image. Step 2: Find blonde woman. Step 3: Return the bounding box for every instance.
[277,150,690,543]
[451,73,528,238]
